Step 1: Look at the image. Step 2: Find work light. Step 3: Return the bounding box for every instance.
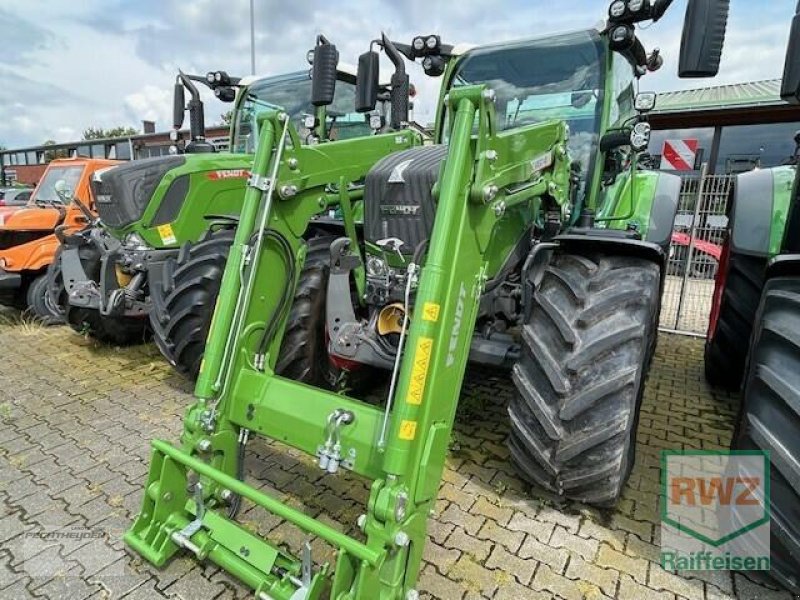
[609,0,626,18]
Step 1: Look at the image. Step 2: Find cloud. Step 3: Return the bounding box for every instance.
[0,8,57,65]
[124,85,173,126]
[0,0,797,148]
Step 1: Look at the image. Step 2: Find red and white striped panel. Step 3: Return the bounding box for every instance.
[660,139,699,171]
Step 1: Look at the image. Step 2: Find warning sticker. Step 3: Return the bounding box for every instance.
[406,337,433,406]
[157,223,177,245]
[422,302,440,322]
[399,420,418,441]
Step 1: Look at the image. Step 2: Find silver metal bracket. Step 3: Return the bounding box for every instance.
[171,482,205,556]
[248,174,273,192]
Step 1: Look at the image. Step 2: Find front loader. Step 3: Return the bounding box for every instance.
[125,2,729,597]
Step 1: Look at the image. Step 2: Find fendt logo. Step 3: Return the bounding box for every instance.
[661,451,770,572]
[380,205,421,216]
[207,169,250,180]
[446,283,467,367]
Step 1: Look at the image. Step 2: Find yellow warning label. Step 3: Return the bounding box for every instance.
[157,223,177,245]
[406,337,433,406]
[399,420,417,441]
[422,302,440,322]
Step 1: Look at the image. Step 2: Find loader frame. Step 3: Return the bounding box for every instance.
[127,85,570,598]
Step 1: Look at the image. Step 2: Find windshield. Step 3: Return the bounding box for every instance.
[231,73,373,153]
[447,31,606,198]
[30,165,84,205]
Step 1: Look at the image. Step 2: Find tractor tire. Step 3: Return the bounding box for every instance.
[274,235,339,387]
[704,248,765,390]
[66,305,149,346]
[731,277,800,594]
[26,273,65,326]
[509,252,660,506]
[149,228,236,379]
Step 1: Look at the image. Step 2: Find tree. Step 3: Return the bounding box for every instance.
[82,126,139,140]
[43,140,68,162]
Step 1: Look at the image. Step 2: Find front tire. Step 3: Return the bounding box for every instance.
[149,228,235,379]
[509,252,660,506]
[732,276,800,594]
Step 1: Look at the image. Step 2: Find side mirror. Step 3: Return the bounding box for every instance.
[54,179,72,203]
[678,0,730,78]
[173,81,185,128]
[635,91,657,113]
[781,3,800,104]
[355,51,380,113]
[311,38,339,107]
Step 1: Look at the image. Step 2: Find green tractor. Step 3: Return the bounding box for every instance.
[51,63,383,345]
[704,2,800,591]
[125,2,728,598]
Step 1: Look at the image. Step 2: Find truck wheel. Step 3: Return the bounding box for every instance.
[26,273,65,326]
[66,305,149,346]
[704,246,765,390]
[149,228,236,379]
[44,248,69,324]
[509,252,660,506]
[732,277,800,594]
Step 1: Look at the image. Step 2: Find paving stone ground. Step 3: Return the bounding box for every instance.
[0,310,793,600]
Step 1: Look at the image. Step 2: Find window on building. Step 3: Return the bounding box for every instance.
[77,145,91,157]
[715,122,800,174]
[648,127,715,173]
[91,144,106,158]
[115,142,131,160]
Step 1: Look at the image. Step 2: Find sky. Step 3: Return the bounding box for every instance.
[0,0,795,149]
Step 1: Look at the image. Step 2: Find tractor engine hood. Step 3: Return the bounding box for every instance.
[0,206,61,231]
[93,156,186,229]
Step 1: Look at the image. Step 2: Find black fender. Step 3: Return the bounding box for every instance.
[556,229,666,266]
[766,254,800,279]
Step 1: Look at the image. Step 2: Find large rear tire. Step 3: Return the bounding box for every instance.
[149,229,235,379]
[704,246,765,390]
[732,276,800,594]
[509,252,660,506]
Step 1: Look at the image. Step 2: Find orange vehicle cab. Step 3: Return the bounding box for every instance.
[0,158,119,309]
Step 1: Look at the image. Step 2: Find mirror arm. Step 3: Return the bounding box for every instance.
[381,34,410,128]
[651,0,675,21]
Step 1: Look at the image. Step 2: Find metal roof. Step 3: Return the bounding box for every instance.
[653,79,788,114]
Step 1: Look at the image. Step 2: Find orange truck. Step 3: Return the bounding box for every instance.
[0,158,119,320]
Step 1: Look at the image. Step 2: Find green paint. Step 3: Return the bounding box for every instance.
[769,165,797,256]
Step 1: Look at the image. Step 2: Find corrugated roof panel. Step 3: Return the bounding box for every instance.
[654,79,787,113]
